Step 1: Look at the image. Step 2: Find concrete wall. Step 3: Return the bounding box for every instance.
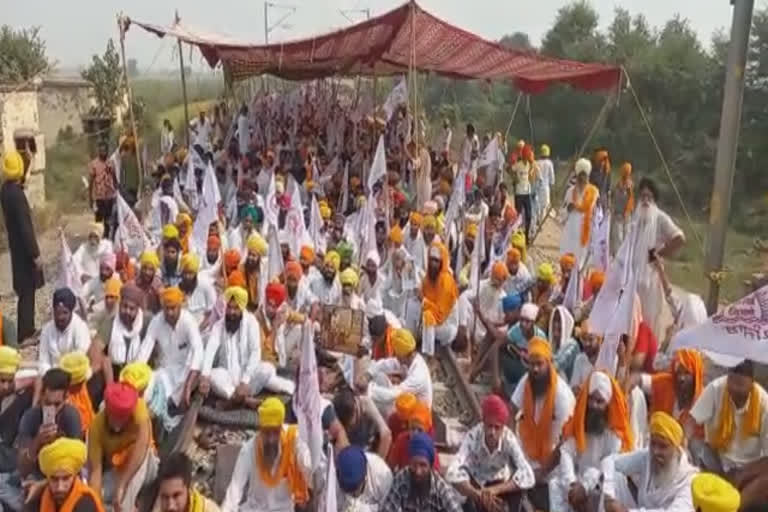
[0,89,46,206]
[37,81,94,146]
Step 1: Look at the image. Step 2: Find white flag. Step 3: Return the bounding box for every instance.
[469,214,486,292]
[596,274,637,375]
[115,193,150,259]
[443,165,467,241]
[58,229,83,298]
[562,263,583,313]
[319,445,338,512]
[367,135,387,192]
[191,174,220,256]
[478,138,500,168]
[358,201,379,267]
[203,161,222,206]
[382,78,408,120]
[338,161,349,214]
[309,195,327,254]
[294,321,324,470]
[317,156,339,186]
[266,224,284,284]
[286,182,308,258]
[590,210,611,272]
[264,171,280,230]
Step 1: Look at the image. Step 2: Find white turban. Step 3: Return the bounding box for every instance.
[423,200,438,215]
[366,250,380,267]
[588,371,613,402]
[520,303,539,322]
[575,158,592,177]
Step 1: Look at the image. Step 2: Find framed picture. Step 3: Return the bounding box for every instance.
[317,305,365,355]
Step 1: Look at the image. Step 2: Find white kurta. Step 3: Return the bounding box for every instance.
[38,315,92,374]
[367,354,433,416]
[139,310,204,405]
[308,275,341,306]
[72,240,113,280]
[560,185,598,262]
[184,277,218,325]
[337,453,393,512]
[458,279,506,340]
[221,431,312,512]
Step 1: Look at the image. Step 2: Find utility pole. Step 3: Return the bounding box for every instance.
[706,0,755,313]
[175,10,190,147]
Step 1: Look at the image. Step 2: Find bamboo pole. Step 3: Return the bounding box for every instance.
[117,14,144,192]
[175,10,191,148]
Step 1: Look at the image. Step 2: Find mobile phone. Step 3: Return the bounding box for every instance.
[42,405,56,425]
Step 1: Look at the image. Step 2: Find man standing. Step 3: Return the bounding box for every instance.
[157,452,220,512]
[89,141,118,239]
[1,150,42,343]
[560,158,599,263]
[534,144,555,226]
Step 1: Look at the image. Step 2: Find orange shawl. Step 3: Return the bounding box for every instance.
[255,425,309,505]
[257,311,279,364]
[621,179,635,219]
[518,364,558,464]
[373,326,394,360]
[710,383,762,453]
[68,384,95,434]
[40,478,105,512]
[240,264,260,309]
[572,184,599,247]
[422,242,458,327]
[562,372,633,454]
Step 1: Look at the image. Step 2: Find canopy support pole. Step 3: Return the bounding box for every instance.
[117,14,144,191]
[503,92,524,142]
[175,11,190,148]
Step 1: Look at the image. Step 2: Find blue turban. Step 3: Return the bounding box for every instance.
[408,432,435,465]
[336,446,367,493]
[502,293,523,313]
[240,204,263,224]
[52,288,77,312]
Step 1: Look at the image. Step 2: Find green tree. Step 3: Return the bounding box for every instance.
[0,26,48,83]
[81,39,124,118]
[499,32,533,51]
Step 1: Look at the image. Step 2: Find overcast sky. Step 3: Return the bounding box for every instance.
[5,0,754,72]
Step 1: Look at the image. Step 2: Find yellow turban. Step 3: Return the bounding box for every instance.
[650,411,684,447]
[540,144,551,157]
[162,224,179,240]
[339,268,358,287]
[423,215,437,229]
[319,203,332,220]
[2,151,24,181]
[180,253,200,273]
[120,362,152,393]
[465,223,478,239]
[162,287,185,307]
[176,212,192,229]
[39,437,88,477]
[104,277,123,298]
[88,222,104,237]
[537,263,555,284]
[692,473,740,512]
[324,251,341,272]
[392,328,416,357]
[247,233,268,257]
[59,351,90,385]
[258,397,286,428]
[139,250,160,269]
[224,286,249,311]
[0,347,21,375]
[389,225,404,245]
[528,337,553,361]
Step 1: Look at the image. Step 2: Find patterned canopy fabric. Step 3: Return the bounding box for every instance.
[128,1,620,94]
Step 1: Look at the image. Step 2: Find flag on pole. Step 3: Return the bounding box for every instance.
[191,174,219,256]
[266,224,284,283]
[309,195,327,254]
[443,165,467,242]
[115,193,151,259]
[596,274,637,375]
[294,320,324,470]
[478,138,500,168]
[264,171,280,229]
[562,263,583,313]
[382,77,408,120]
[286,181,308,258]
[590,209,611,272]
[367,135,387,192]
[58,229,83,298]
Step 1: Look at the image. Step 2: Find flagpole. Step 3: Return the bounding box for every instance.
[117,14,144,193]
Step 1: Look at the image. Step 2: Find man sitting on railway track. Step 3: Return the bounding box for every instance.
[157,452,221,512]
[446,395,534,512]
[178,253,217,333]
[221,397,311,512]
[421,241,459,356]
[387,399,438,471]
[200,286,295,408]
[550,371,633,512]
[336,444,393,512]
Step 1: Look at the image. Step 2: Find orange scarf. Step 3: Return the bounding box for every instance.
[373,326,394,360]
[710,384,762,452]
[572,184,599,247]
[180,233,191,254]
[68,384,94,433]
[40,478,105,512]
[562,372,633,454]
[255,425,309,505]
[257,311,279,364]
[518,364,558,464]
[650,349,703,425]
[422,243,458,327]
[241,264,260,309]
[621,179,635,219]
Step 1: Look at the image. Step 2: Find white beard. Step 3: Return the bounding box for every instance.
[650,451,680,490]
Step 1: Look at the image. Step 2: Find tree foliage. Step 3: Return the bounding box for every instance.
[81,39,124,118]
[0,26,48,83]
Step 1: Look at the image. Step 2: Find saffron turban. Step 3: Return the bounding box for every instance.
[162,224,179,240]
[224,249,241,269]
[650,411,683,447]
[528,337,552,360]
[101,251,117,272]
[299,246,315,265]
[620,162,632,179]
[411,402,432,431]
[410,212,423,227]
[502,294,523,313]
[560,253,576,271]
[227,270,247,288]
[692,473,740,512]
[588,270,605,291]
[266,282,287,306]
[389,225,404,245]
[540,144,551,157]
[336,446,367,493]
[120,284,143,305]
[408,432,435,465]
[285,261,303,280]
[207,235,221,250]
[537,263,555,284]
[162,287,185,307]
[38,438,88,477]
[2,150,24,181]
[339,268,359,287]
[180,253,200,273]
[491,261,509,281]
[482,394,509,425]
[53,288,77,312]
[120,362,152,393]
[520,303,539,322]
[104,277,123,298]
[0,347,21,375]
[395,393,417,421]
[59,352,90,385]
[392,328,416,357]
[506,248,521,265]
[247,233,268,257]
[224,286,249,311]
[258,397,286,428]
[324,251,341,272]
[139,250,160,269]
[104,382,138,423]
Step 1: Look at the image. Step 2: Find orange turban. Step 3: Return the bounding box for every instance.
[588,270,605,291]
[563,371,634,454]
[390,225,404,245]
[395,393,417,421]
[162,287,184,307]
[528,336,552,360]
[410,402,432,431]
[227,270,247,288]
[506,247,521,265]
[519,337,557,463]
[409,212,423,228]
[522,145,534,162]
[208,235,221,250]
[595,149,611,174]
[285,261,303,280]
[491,261,509,281]
[620,162,632,179]
[266,282,287,306]
[299,246,315,266]
[224,249,241,270]
[503,204,517,223]
[560,253,576,271]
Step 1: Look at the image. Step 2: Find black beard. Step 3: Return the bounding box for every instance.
[119,313,137,329]
[164,260,177,274]
[427,268,439,281]
[225,314,242,333]
[323,272,335,284]
[585,406,607,434]
[530,370,550,397]
[409,471,431,497]
[179,277,197,294]
[245,260,259,273]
